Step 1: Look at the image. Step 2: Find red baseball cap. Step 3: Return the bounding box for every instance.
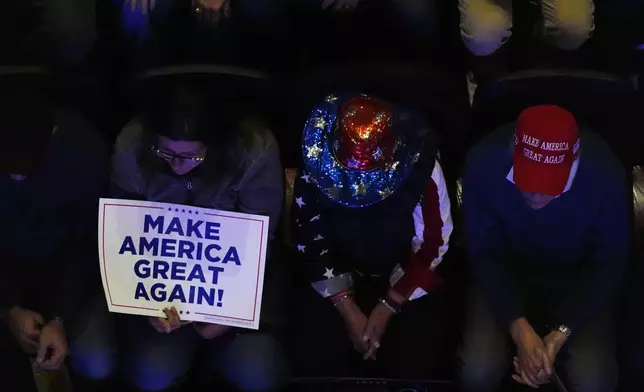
[513,105,579,196]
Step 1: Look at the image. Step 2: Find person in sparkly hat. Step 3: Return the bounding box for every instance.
[291,93,453,378]
[459,105,629,392]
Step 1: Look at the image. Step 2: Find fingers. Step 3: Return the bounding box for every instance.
[24,314,43,344]
[35,336,49,365]
[362,324,380,360]
[512,373,537,388]
[524,359,542,387]
[517,354,542,387]
[164,307,181,330]
[536,369,550,384]
[523,365,541,387]
[37,332,67,370]
[24,329,40,343]
[23,313,44,335]
[513,358,541,386]
[542,349,554,377]
[150,0,156,11]
[520,369,540,388]
[513,356,521,374]
[526,350,544,380]
[32,313,45,328]
[361,327,382,360]
[39,345,66,370]
[349,333,368,354]
[362,341,379,360]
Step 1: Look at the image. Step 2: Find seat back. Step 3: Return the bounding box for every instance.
[133,65,273,124]
[471,70,640,168]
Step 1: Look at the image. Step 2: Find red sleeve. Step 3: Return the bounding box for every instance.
[391,176,447,298]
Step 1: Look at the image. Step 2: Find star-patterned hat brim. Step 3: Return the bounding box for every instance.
[302,93,432,208]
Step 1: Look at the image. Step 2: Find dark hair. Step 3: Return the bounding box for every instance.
[139,78,239,176]
[141,81,212,141]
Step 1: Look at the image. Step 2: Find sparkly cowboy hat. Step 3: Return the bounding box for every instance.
[302,93,434,207]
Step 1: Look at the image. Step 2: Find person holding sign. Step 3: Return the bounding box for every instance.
[0,80,109,390]
[291,93,453,378]
[459,105,628,392]
[69,81,289,391]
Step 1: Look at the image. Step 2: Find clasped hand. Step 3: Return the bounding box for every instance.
[511,320,567,388]
[338,297,397,361]
[8,307,68,370]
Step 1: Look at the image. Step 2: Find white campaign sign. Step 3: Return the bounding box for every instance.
[98,198,269,330]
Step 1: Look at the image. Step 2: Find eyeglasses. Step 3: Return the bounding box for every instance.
[150,145,207,164]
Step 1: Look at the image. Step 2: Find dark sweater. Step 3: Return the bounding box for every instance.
[462,124,630,333]
[0,109,109,321]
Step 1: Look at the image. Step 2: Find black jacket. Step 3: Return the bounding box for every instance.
[0,109,109,322]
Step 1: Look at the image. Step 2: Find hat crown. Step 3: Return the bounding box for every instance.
[513,105,579,196]
[334,97,394,170]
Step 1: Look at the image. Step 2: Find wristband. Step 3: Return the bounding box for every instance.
[331,291,352,307]
[379,296,402,314]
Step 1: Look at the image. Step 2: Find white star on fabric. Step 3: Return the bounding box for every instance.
[320,249,329,256]
[306,144,322,159]
[323,268,335,279]
[310,215,320,222]
[325,94,338,103]
[295,197,306,208]
[301,173,311,183]
[313,117,327,129]
[321,288,331,297]
[313,234,324,241]
[297,245,306,253]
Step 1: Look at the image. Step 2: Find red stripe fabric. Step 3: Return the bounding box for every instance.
[392,178,444,298]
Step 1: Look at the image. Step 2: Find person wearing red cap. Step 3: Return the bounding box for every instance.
[459,105,629,392]
[291,93,453,378]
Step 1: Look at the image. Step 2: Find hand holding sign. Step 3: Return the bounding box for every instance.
[149,307,189,333]
[99,199,269,330]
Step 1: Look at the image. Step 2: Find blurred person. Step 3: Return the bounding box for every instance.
[68,80,290,392]
[1,0,96,68]
[0,78,109,389]
[293,0,440,59]
[459,0,595,98]
[459,105,628,392]
[291,93,453,378]
[118,0,284,67]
